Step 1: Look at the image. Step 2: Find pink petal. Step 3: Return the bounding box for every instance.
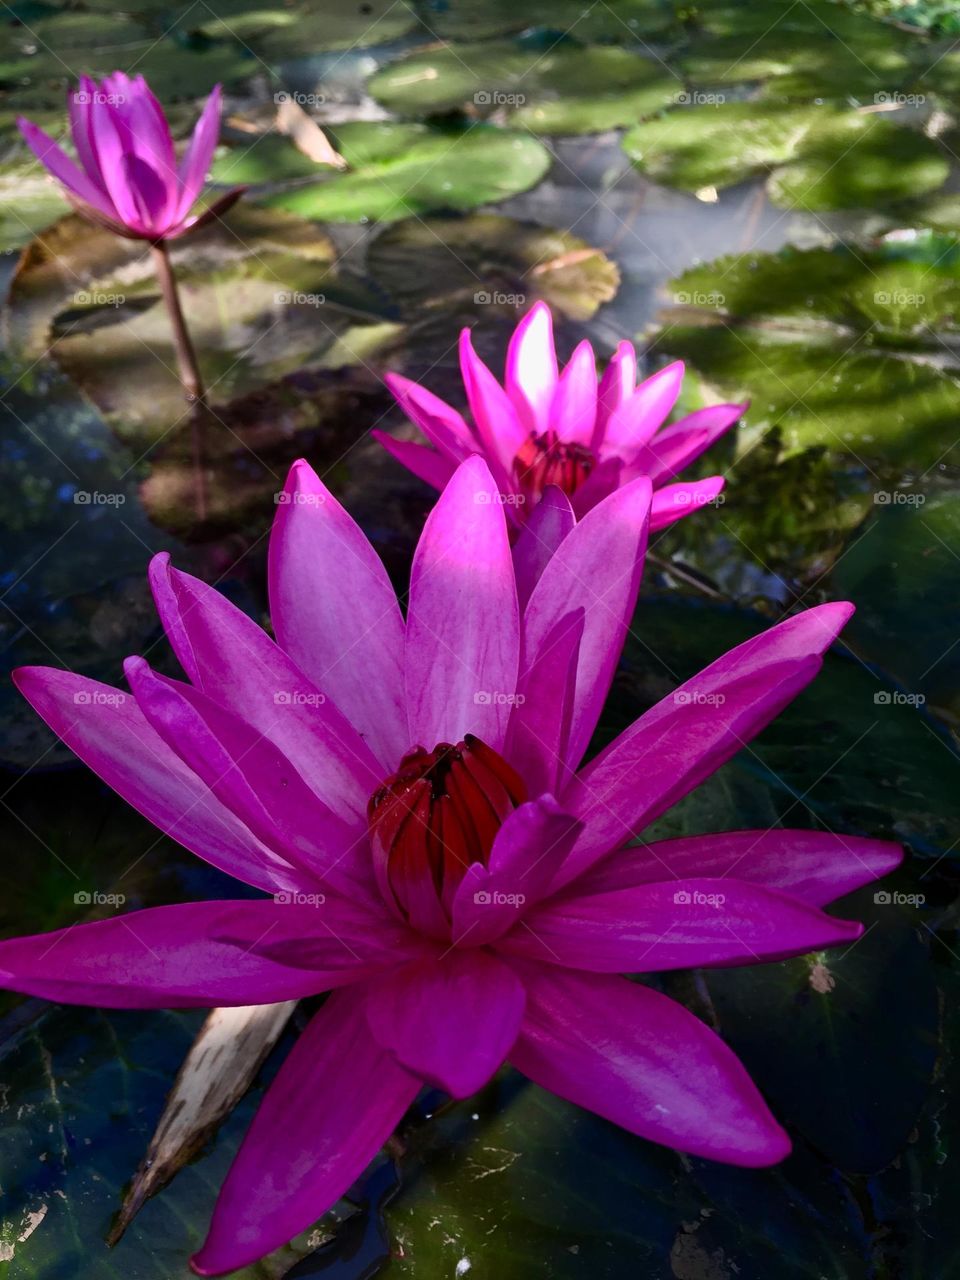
[371,431,459,491]
[500,877,862,971]
[505,608,583,794]
[88,94,144,229]
[569,455,622,519]
[109,74,177,225]
[629,401,745,485]
[0,900,384,1009]
[191,992,420,1276]
[405,456,519,752]
[649,476,725,531]
[561,603,855,884]
[524,477,652,772]
[504,301,559,434]
[125,659,365,898]
[177,83,222,221]
[269,459,407,771]
[451,796,582,946]
[574,829,903,907]
[67,77,107,191]
[600,360,685,460]
[365,948,524,1096]
[121,152,170,228]
[384,372,476,458]
[512,485,575,611]
[459,328,528,483]
[149,554,380,825]
[17,116,118,220]
[508,964,791,1166]
[550,339,598,444]
[595,340,637,438]
[13,667,299,894]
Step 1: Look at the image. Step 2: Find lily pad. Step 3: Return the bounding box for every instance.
[368,41,680,133]
[0,165,69,251]
[623,102,949,209]
[418,0,677,41]
[5,205,392,444]
[236,122,552,222]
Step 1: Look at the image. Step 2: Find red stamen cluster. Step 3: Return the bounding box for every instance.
[514,430,595,501]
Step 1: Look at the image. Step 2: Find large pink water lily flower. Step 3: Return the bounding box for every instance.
[17,74,244,240]
[6,458,898,1275]
[377,301,746,530]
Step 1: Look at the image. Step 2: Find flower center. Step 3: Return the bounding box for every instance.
[368,735,527,935]
[514,430,595,502]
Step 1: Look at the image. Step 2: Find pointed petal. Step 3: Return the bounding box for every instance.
[366,949,524,1096]
[171,185,245,237]
[67,78,106,188]
[550,339,598,444]
[191,993,420,1276]
[561,603,855,885]
[649,476,725,531]
[405,457,519,751]
[595,340,637,438]
[574,829,903,908]
[372,431,459,491]
[509,964,791,1166]
[0,901,384,1008]
[125,658,364,897]
[149,554,380,824]
[501,877,862,972]
[268,459,407,771]
[506,608,583,794]
[384,372,475,458]
[504,301,559,433]
[569,456,622,519]
[512,485,575,612]
[459,328,528,481]
[13,667,298,894]
[17,117,117,219]
[177,84,222,220]
[629,402,745,485]
[452,796,582,945]
[600,360,684,459]
[524,477,651,772]
[88,97,143,228]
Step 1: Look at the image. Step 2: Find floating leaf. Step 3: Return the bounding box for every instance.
[369,41,680,133]
[240,122,552,222]
[418,0,677,41]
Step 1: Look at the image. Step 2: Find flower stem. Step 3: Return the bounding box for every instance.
[150,240,207,523]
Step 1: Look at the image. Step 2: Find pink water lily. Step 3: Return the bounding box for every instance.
[377,301,746,530]
[5,457,898,1275]
[18,73,244,240]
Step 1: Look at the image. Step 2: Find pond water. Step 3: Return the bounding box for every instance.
[1,0,959,1276]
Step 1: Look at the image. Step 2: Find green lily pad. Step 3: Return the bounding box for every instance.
[258,0,419,54]
[830,490,960,718]
[623,102,948,209]
[243,122,551,222]
[368,41,680,133]
[0,165,69,251]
